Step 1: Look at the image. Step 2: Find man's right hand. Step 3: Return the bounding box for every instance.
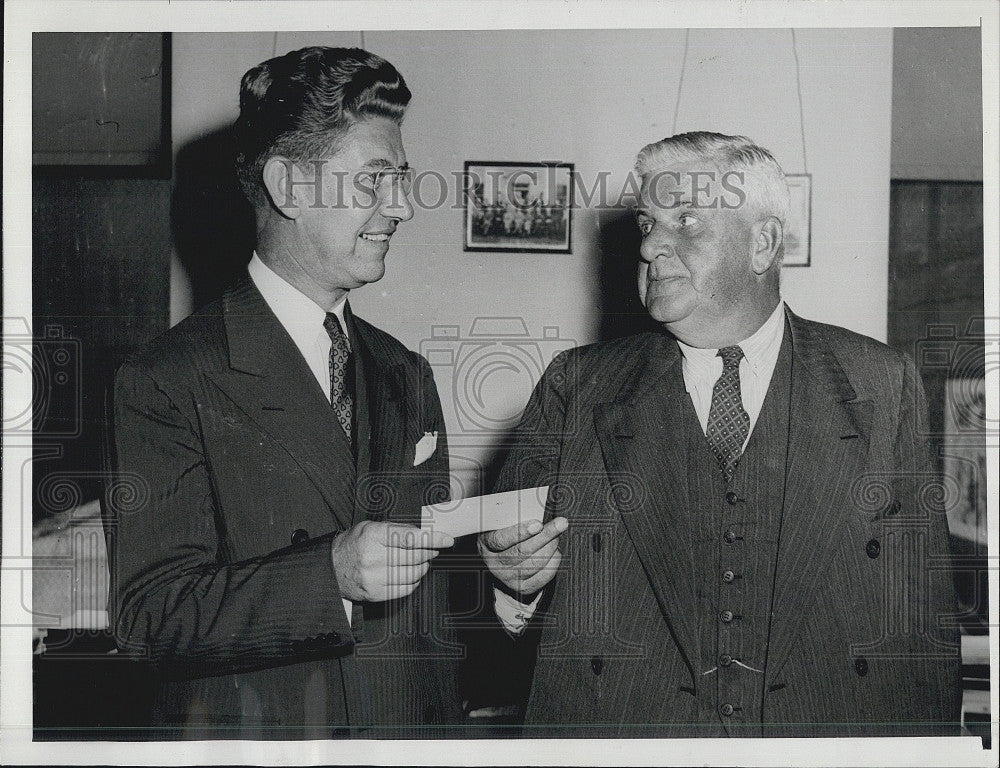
[330,521,454,602]
[479,517,568,596]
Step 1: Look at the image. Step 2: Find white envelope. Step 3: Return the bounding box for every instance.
[420,486,550,539]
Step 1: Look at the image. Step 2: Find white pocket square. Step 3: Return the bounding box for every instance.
[413,431,438,466]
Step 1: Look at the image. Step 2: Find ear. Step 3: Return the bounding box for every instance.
[750,216,783,275]
[262,156,301,220]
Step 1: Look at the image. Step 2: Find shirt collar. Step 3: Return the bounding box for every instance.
[675,301,785,385]
[247,252,348,340]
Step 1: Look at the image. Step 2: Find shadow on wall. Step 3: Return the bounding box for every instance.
[596,207,660,342]
[172,125,257,311]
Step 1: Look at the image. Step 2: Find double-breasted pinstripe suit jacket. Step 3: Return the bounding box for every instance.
[495,307,961,738]
[103,276,463,739]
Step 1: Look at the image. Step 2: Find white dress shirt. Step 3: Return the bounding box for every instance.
[495,301,787,635]
[675,300,786,449]
[247,253,354,626]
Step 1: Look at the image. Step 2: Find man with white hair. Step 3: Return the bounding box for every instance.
[479,132,961,737]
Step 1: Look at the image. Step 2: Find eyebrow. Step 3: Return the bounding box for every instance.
[360,159,409,172]
[635,197,693,215]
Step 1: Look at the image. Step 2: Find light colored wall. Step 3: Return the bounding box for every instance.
[892,27,983,181]
[171,29,893,495]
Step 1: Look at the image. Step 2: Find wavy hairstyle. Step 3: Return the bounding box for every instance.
[234,46,411,209]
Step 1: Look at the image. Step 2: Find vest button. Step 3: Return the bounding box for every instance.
[720,610,734,623]
[866,538,881,558]
[591,532,602,553]
[725,491,740,505]
[722,570,736,583]
[855,657,869,676]
[719,654,733,667]
[720,703,735,717]
[291,528,309,545]
[590,656,603,676]
[724,530,737,544]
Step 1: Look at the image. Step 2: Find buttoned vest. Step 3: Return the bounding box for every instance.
[686,326,793,736]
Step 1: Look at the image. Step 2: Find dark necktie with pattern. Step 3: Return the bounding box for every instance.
[706,345,750,483]
[323,312,353,443]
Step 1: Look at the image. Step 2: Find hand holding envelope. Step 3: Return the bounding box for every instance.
[479,515,568,596]
[331,521,454,602]
[421,486,567,596]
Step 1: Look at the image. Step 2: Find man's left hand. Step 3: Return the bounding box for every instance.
[479,517,568,596]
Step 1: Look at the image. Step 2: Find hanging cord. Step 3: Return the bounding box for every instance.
[359,31,366,49]
[671,28,691,136]
[790,29,808,173]
[271,32,278,57]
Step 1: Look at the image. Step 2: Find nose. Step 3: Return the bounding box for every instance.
[380,181,414,223]
[639,232,675,265]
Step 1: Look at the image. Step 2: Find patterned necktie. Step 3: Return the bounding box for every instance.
[706,345,750,483]
[323,313,353,443]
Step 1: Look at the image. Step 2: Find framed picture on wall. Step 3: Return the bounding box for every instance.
[463,161,574,253]
[943,377,988,549]
[783,173,812,267]
[32,32,171,176]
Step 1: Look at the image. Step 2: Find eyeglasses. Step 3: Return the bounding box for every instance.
[356,165,414,198]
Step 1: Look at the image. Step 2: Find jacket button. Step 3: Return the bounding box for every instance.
[855,657,869,676]
[722,570,736,583]
[592,532,602,553]
[725,491,740,505]
[720,610,734,623]
[590,656,603,676]
[865,539,880,558]
[719,654,733,667]
[291,528,310,546]
[720,703,735,717]
[724,530,737,544]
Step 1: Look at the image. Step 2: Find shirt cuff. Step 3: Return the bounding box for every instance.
[493,587,542,636]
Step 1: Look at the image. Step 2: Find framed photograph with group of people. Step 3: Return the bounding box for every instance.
[464,161,574,253]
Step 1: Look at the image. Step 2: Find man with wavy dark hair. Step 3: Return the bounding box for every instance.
[104,47,461,739]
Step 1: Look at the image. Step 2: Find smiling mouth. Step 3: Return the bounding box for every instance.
[360,232,392,242]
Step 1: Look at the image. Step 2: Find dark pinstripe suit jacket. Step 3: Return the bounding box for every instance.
[103,276,462,739]
[495,307,961,737]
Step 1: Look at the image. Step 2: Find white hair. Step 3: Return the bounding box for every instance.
[635,131,790,224]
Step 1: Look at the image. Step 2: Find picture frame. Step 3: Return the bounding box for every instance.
[32,32,171,177]
[943,377,988,549]
[463,161,574,253]
[783,173,812,267]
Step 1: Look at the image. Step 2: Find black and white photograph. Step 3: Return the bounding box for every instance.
[464,161,573,252]
[2,2,998,766]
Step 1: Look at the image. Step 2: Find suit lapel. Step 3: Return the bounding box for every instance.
[764,309,874,685]
[348,308,415,525]
[595,333,699,680]
[207,277,356,531]
[344,301,373,486]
